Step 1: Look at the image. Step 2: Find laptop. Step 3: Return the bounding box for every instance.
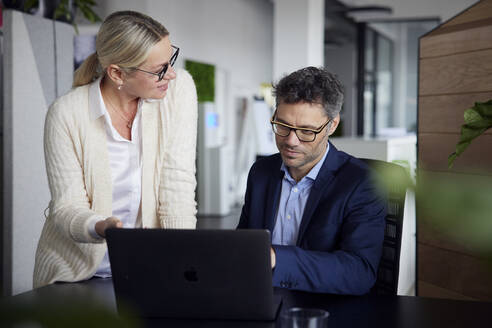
[106,228,282,321]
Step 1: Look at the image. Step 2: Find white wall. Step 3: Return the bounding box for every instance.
[96,0,274,209]
[273,0,325,80]
[151,0,274,209]
[98,0,273,95]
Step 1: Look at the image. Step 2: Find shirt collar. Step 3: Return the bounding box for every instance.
[280,142,330,183]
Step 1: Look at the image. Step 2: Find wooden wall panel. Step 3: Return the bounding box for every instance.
[419,93,492,134]
[418,243,492,300]
[418,217,490,260]
[418,281,477,301]
[420,24,492,58]
[418,134,492,174]
[418,0,492,301]
[419,49,492,96]
[441,0,492,29]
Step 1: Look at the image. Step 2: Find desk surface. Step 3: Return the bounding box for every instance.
[1,278,491,327]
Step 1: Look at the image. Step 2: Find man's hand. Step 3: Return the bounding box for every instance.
[271,247,276,269]
[95,216,123,237]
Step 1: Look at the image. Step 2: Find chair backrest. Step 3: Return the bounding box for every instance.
[361,158,408,295]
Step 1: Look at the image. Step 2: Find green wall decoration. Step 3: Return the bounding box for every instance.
[185,60,215,103]
[448,100,492,168]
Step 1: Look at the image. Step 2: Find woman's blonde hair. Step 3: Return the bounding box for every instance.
[73,11,169,87]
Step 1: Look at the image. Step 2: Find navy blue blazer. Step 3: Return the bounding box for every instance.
[237,142,386,295]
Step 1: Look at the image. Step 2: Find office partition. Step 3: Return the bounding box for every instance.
[2,9,73,295]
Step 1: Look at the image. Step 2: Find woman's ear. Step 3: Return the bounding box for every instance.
[105,64,124,86]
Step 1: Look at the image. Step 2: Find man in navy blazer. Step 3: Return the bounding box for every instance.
[237,67,386,295]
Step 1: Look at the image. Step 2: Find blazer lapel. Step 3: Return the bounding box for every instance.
[264,158,284,233]
[296,142,348,245]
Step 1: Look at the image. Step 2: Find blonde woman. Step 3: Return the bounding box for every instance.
[34,11,197,287]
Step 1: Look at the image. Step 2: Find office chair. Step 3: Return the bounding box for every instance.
[361,158,409,295]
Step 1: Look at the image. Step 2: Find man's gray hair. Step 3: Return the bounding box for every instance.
[273,66,344,118]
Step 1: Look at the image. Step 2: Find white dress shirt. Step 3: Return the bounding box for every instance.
[87,78,143,277]
[272,144,329,246]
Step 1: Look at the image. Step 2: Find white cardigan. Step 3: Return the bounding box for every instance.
[34,69,198,288]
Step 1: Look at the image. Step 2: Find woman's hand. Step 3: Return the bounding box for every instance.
[95,216,123,237]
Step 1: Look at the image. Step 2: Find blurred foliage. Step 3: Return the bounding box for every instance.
[368,159,412,201]
[72,0,101,23]
[23,0,101,34]
[0,297,141,328]
[448,100,492,168]
[185,60,215,103]
[373,162,492,257]
[417,172,492,255]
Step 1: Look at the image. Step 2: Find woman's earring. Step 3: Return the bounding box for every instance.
[117,84,122,90]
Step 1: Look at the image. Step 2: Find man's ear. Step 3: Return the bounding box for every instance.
[105,64,124,86]
[327,114,340,136]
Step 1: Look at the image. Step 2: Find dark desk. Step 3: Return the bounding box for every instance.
[1,278,491,327]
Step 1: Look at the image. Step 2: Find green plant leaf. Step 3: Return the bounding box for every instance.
[81,0,98,6]
[447,152,458,168]
[77,2,101,22]
[475,99,492,116]
[53,0,69,20]
[464,109,488,128]
[448,100,492,168]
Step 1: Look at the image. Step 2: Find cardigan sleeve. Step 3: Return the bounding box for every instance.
[44,101,105,243]
[158,69,198,229]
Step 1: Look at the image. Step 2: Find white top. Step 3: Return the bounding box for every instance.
[34,69,198,288]
[86,79,144,277]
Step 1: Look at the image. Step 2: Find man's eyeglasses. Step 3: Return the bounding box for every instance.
[132,45,179,82]
[270,111,332,142]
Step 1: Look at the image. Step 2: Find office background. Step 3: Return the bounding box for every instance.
[1,0,487,302]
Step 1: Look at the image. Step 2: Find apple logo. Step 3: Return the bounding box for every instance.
[184,267,199,282]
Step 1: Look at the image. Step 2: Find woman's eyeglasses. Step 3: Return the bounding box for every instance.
[132,45,180,81]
